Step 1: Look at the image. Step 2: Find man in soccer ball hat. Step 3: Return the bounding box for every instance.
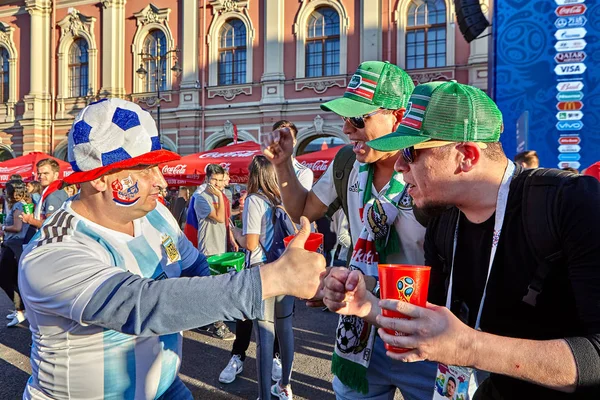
[18,98,325,400]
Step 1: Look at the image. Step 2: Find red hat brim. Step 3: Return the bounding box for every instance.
[63,149,181,185]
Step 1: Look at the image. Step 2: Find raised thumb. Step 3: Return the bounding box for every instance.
[288,216,311,249]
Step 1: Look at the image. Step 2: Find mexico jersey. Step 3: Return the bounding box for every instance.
[19,200,198,400]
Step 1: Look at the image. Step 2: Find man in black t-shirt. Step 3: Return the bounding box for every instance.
[322,81,600,399]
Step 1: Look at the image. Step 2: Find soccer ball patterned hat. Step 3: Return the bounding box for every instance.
[64,98,180,184]
[368,81,504,151]
[320,61,414,117]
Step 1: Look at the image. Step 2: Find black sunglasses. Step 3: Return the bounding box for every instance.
[401,146,417,164]
[342,109,388,129]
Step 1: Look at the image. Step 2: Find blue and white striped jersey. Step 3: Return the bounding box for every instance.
[20,200,200,400]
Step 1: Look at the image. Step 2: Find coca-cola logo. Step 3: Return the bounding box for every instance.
[161,164,187,175]
[198,150,260,159]
[301,160,330,171]
[351,248,376,264]
[555,4,586,16]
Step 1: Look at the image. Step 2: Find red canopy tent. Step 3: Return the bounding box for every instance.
[296,145,345,180]
[160,141,262,186]
[0,152,73,185]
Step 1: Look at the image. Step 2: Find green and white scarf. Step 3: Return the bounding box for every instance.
[331,162,406,394]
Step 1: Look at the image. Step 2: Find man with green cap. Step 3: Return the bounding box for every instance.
[322,81,600,399]
[262,61,437,399]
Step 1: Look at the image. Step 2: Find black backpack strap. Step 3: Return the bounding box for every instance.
[434,207,460,276]
[326,145,356,220]
[521,168,573,306]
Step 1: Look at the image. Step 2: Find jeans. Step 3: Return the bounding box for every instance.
[254,295,295,399]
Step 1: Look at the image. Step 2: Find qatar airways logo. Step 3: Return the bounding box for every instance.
[301,160,330,171]
[161,164,187,174]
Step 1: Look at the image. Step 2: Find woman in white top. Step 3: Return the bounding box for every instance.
[232,156,296,400]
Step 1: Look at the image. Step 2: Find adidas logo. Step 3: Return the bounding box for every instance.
[348,181,359,192]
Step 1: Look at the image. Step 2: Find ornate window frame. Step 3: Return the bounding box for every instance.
[131,4,175,94]
[294,0,349,79]
[207,0,254,87]
[57,8,98,100]
[395,0,455,70]
[0,22,18,121]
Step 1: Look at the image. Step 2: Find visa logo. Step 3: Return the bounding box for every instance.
[554,63,586,75]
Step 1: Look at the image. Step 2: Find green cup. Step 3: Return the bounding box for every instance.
[207,252,246,275]
[0,214,4,224]
[23,203,34,215]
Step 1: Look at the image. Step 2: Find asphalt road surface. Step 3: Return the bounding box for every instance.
[0,294,405,399]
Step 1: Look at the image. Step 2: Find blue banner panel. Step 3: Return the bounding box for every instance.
[493,0,600,170]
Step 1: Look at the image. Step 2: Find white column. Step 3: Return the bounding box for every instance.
[180,0,199,89]
[100,0,126,97]
[360,0,382,62]
[179,0,200,109]
[261,0,285,104]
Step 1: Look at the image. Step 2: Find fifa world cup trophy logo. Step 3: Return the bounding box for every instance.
[396,276,415,302]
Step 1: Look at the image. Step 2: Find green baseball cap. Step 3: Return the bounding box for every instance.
[320,61,414,117]
[368,81,504,152]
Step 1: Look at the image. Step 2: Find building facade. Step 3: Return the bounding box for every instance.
[0,0,489,160]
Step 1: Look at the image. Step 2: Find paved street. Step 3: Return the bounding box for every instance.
[0,295,340,399]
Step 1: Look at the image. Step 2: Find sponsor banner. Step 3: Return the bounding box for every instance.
[555,4,587,17]
[556,91,584,101]
[556,101,583,110]
[554,15,588,29]
[554,39,587,51]
[558,136,581,145]
[556,81,584,91]
[558,153,581,161]
[554,51,586,63]
[558,161,581,169]
[555,0,585,4]
[300,160,330,172]
[556,120,584,130]
[556,111,584,120]
[198,150,261,158]
[554,27,587,40]
[558,144,581,153]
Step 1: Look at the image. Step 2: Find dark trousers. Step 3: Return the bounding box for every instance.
[0,245,24,311]
[231,319,280,361]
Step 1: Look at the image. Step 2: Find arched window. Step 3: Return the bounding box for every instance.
[0,47,9,102]
[69,38,89,97]
[406,0,446,69]
[218,19,247,85]
[305,7,340,77]
[142,30,167,92]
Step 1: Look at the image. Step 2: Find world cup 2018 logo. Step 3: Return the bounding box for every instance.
[396,276,415,302]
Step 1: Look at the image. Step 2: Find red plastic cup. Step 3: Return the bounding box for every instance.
[283,232,324,254]
[378,264,431,353]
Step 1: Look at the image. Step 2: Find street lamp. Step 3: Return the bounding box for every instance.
[136,48,182,138]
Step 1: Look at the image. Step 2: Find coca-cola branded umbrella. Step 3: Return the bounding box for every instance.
[296,145,345,180]
[0,152,73,186]
[161,141,262,186]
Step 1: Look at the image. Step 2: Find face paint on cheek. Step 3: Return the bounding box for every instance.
[111,175,141,206]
